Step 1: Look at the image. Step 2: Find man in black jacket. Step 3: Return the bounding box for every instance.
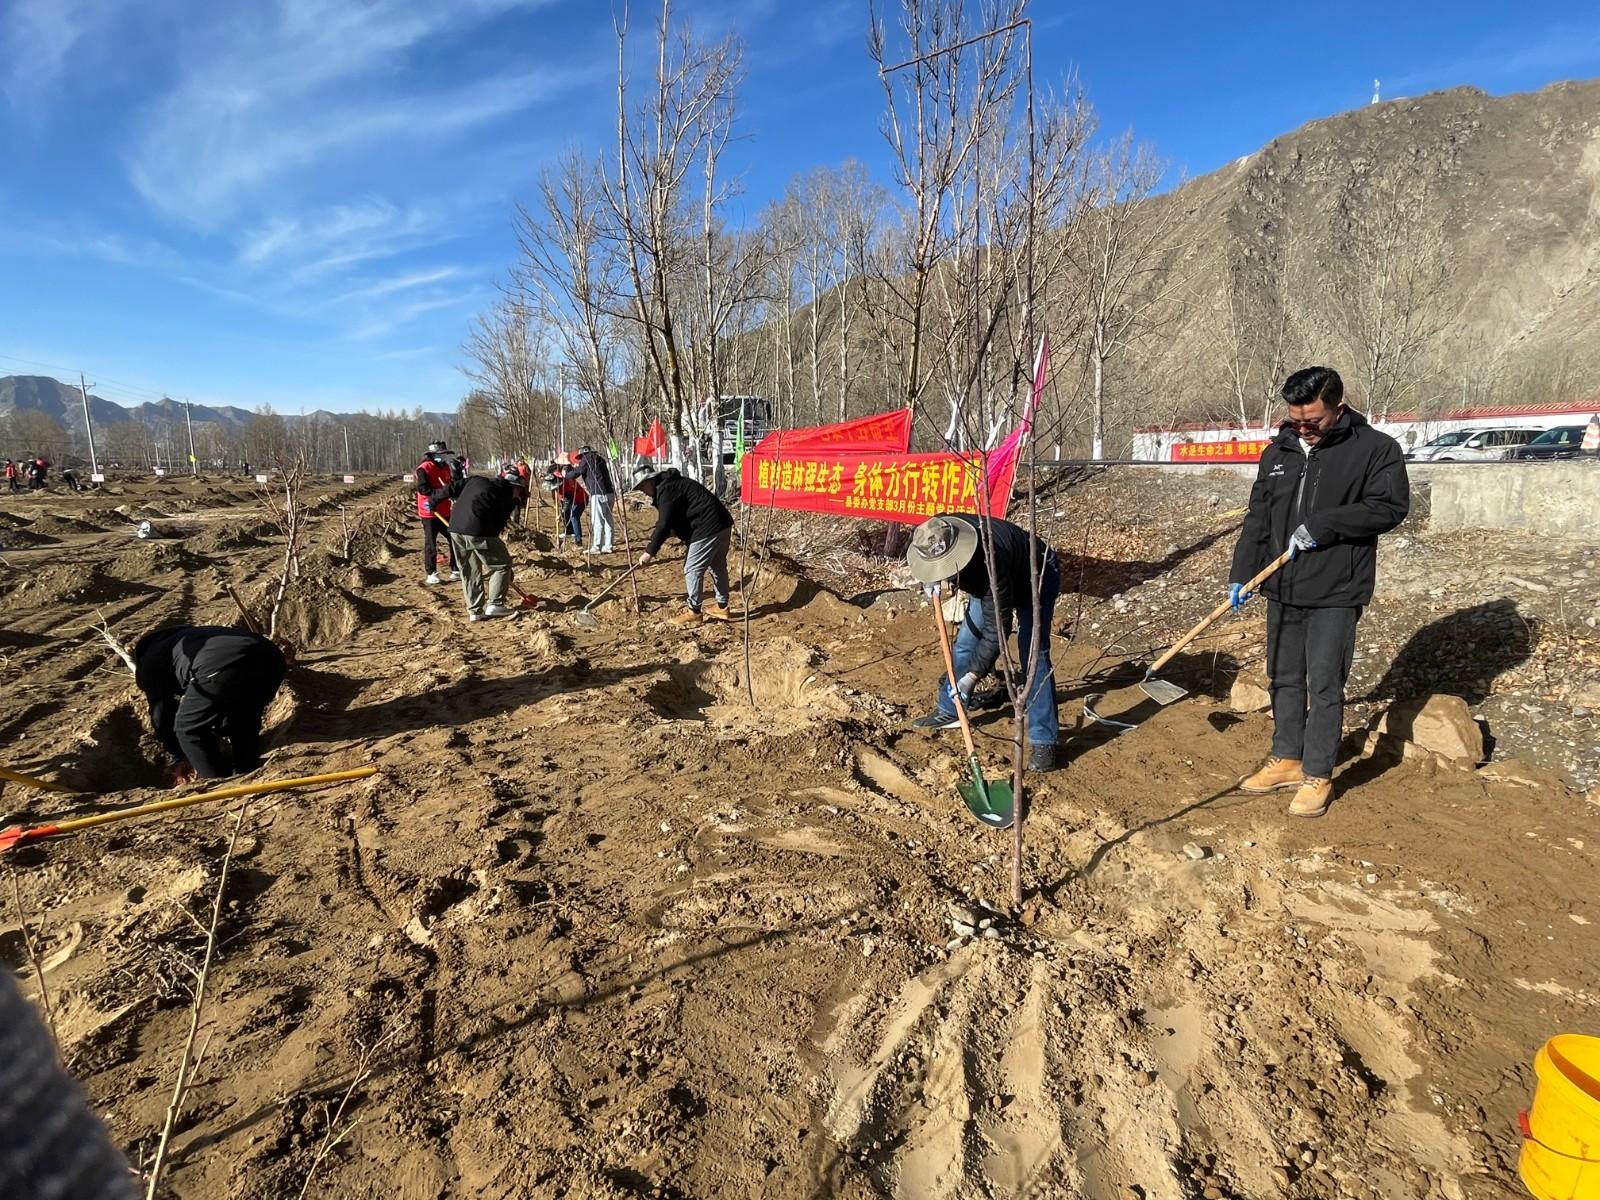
[905,513,1061,772]
[565,446,617,554]
[134,626,287,781]
[631,464,734,627]
[1230,366,1410,817]
[430,466,522,621]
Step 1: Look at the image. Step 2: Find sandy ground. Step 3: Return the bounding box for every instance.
[0,472,1596,1200]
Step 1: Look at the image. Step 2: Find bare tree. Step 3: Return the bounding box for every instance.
[1214,233,1300,431]
[516,152,629,458]
[603,0,742,472]
[868,0,1028,428]
[460,295,554,455]
[1325,165,1450,420]
[1064,134,1188,458]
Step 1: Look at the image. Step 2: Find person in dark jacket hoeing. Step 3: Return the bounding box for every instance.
[134,627,288,783]
[1230,366,1410,818]
[631,464,735,627]
[905,513,1061,772]
[430,465,524,621]
[565,445,617,554]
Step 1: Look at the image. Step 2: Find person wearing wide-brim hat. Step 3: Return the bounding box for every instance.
[905,513,1061,772]
[632,462,736,627]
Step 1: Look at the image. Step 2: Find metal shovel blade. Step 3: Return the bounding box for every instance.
[571,609,601,628]
[1138,674,1188,706]
[957,759,1014,830]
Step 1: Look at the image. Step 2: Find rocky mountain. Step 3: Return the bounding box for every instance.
[0,376,453,432]
[0,375,257,431]
[1129,78,1600,425]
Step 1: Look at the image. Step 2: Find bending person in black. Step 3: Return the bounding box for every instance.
[134,627,288,782]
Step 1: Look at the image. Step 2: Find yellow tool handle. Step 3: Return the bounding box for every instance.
[0,767,71,793]
[1147,548,1294,675]
[931,590,981,759]
[45,767,378,836]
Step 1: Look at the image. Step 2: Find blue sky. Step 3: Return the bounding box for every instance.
[3,0,1599,415]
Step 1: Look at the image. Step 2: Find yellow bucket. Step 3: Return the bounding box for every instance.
[1521,1034,1600,1199]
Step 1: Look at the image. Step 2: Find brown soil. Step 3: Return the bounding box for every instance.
[0,473,1593,1200]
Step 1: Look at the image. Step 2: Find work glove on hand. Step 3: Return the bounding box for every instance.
[636,552,653,566]
[1288,524,1318,560]
[955,672,979,700]
[1228,582,1253,613]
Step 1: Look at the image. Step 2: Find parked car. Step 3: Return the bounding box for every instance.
[1509,425,1589,461]
[1430,427,1544,462]
[1406,429,1473,461]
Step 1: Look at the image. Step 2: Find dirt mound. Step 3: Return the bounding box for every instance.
[102,541,209,582]
[187,523,271,554]
[27,512,109,536]
[644,636,852,730]
[259,577,368,649]
[6,563,154,609]
[0,524,56,548]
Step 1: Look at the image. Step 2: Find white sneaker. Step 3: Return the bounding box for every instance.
[482,604,515,618]
[467,612,482,622]
[446,570,459,581]
[424,573,442,585]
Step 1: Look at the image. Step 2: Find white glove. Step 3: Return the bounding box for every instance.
[956,672,978,699]
[1289,524,1318,559]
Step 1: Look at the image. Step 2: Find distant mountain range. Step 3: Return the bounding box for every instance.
[0,375,453,431]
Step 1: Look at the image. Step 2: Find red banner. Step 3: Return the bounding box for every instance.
[1170,438,1269,463]
[754,409,913,454]
[739,335,1047,524]
[741,447,1018,524]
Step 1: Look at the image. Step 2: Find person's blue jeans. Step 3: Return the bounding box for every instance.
[936,554,1060,749]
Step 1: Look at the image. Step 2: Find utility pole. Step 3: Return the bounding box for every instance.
[343,424,353,474]
[79,374,100,477]
[184,401,199,476]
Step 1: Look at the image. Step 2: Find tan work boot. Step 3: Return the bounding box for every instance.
[703,603,734,621]
[1240,755,1304,793]
[1289,776,1333,818]
[670,609,704,627]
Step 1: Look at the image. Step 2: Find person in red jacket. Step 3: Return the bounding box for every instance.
[549,460,586,548]
[3,460,17,491]
[414,442,458,585]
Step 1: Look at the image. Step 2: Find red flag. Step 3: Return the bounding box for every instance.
[633,419,667,458]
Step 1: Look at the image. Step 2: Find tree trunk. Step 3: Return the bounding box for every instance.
[1091,347,1106,461]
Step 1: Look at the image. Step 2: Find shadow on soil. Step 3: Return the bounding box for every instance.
[1359,597,1534,705]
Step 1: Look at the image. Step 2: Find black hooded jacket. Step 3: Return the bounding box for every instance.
[1230,407,1409,608]
[643,468,732,555]
[430,474,519,538]
[565,449,615,497]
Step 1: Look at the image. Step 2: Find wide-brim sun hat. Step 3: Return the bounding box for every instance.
[906,515,978,585]
[631,462,663,490]
[427,441,452,454]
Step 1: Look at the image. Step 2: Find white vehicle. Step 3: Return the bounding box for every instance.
[1425,427,1543,462]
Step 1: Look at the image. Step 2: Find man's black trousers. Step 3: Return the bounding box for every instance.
[1266,601,1362,780]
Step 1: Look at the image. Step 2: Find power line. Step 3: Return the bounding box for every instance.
[0,352,171,403]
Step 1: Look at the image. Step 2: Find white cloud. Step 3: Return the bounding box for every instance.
[124,0,572,230]
[0,0,136,102]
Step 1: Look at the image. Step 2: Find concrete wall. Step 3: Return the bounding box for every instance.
[1428,462,1600,537]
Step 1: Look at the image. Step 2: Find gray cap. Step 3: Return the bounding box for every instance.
[905,516,978,585]
[631,461,663,489]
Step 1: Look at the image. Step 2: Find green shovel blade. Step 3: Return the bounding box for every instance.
[957,756,1014,830]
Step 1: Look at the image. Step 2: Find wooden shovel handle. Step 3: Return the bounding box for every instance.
[931,590,980,758]
[225,585,260,635]
[1147,548,1294,676]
